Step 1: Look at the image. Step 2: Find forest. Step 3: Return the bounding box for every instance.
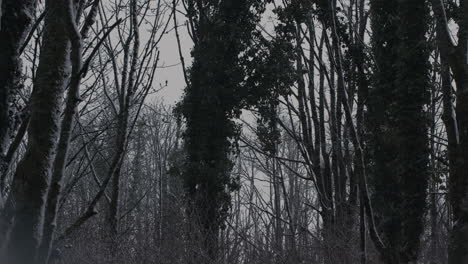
[0,0,467,263]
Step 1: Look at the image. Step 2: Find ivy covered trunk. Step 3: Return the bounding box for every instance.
[179,1,262,261]
[179,0,295,262]
[369,0,430,263]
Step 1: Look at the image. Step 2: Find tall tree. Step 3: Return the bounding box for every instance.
[177,0,296,261]
[5,0,72,262]
[368,0,430,263]
[0,0,37,251]
[178,0,263,260]
[0,0,37,202]
[37,0,87,260]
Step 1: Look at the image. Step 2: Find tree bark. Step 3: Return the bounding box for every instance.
[0,0,38,249]
[0,0,37,201]
[5,0,71,262]
[37,1,82,262]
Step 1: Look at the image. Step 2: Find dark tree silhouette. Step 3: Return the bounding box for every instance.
[368,0,430,263]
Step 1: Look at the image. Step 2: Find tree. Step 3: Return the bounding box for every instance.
[0,0,37,204]
[177,0,264,260]
[176,0,298,261]
[5,0,72,262]
[368,0,430,263]
[0,0,38,250]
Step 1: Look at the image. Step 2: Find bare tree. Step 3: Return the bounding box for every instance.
[5,0,72,262]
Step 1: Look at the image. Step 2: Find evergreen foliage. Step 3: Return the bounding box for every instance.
[368,0,430,262]
[176,0,295,257]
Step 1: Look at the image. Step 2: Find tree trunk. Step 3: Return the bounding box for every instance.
[0,0,37,201]
[37,1,82,262]
[5,0,71,262]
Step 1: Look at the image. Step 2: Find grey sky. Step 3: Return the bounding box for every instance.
[149,11,192,105]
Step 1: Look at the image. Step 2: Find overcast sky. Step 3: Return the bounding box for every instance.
[148,10,192,105]
[149,2,278,106]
